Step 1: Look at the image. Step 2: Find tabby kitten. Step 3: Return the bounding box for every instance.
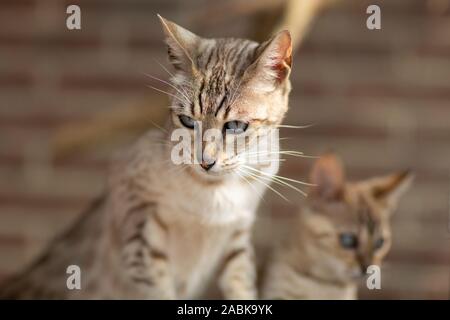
[0,16,293,299]
[262,154,413,299]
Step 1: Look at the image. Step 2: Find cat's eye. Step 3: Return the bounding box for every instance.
[339,233,358,249]
[179,115,196,129]
[224,121,248,134]
[374,237,384,250]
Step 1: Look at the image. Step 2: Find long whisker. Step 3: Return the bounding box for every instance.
[148,120,168,134]
[239,168,289,202]
[244,150,304,156]
[260,171,307,197]
[244,157,286,162]
[236,170,265,203]
[242,165,315,187]
[276,123,316,129]
[245,150,318,159]
[153,58,174,78]
[143,72,191,103]
[247,167,307,197]
[146,85,187,104]
[237,152,286,162]
[278,151,318,159]
[152,59,194,95]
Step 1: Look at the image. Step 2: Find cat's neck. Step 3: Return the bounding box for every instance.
[264,244,358,299]
[111,129,278,225]
[291,270,357,300]
[288,207,359,292]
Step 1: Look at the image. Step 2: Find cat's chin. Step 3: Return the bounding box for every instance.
[186,165,237,183]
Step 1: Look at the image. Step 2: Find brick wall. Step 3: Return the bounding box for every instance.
[0,0,449,299]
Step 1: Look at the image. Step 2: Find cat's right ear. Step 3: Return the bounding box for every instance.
[244,30,292,92]
[370,170,414,209]
[157,15,199,73]
[309,153,345,201]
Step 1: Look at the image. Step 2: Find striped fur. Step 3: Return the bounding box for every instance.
[261,154,413,299]
[0,16,293,299]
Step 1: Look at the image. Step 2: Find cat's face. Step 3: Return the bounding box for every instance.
[158,16,292,180]
[300,154,413,283]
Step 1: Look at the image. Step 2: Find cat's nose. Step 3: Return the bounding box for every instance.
[200,160,215,171]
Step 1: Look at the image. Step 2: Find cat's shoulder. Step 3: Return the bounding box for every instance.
[124,129,167,160]
[135,129,167,151]
[109,129,167,178]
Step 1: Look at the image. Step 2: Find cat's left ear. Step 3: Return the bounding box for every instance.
[157,14,199,73]
[245,30,292,92]
[370,170,414,208]
[309,153,345,201]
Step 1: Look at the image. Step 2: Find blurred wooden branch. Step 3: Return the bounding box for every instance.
[52,94,168,159]
[52,0,340,160]
[189,0,285,28]
[275,0,340,51]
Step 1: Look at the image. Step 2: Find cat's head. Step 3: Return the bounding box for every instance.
[298,153,413,283]
[158,16,292,180]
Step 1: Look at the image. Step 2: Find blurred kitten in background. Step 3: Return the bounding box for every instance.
[261,153,413,299]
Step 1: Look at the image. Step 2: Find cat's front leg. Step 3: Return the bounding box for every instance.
[119,203,175,299]
[218,227,257,300]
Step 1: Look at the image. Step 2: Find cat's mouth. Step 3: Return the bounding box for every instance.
[184,164,235,182]
[200,166,237,176]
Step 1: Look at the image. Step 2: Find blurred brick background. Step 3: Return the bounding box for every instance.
[0,0,449,299]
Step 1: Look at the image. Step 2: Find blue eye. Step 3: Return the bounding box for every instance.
[224,121,248,134]
[374,237,384,250]
[339,233,358,249]
[179,115,195,129]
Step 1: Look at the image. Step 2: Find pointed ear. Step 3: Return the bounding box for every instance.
[157,14,199,72]
[370,170,414,208]
[245,30,292,92]
[309,153,345,201]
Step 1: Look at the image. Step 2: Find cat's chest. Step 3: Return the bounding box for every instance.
[162,177,263,224]
[166,222,233,298]
[156,179,259,297]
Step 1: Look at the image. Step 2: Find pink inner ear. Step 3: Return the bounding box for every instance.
[271,59,290,82]
[265,31,292,83]
[310,154,345,200]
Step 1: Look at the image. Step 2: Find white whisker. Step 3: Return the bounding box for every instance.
[236,170,265,203]
[276,123,316,129]
[146,85,188,104]
[245,150,318,159]
[239,168,289,202]
[248,167,307,197]
[143,72,191,103]
[148,120,168,134]
[242,165,315,187]
[153,58,174,78]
